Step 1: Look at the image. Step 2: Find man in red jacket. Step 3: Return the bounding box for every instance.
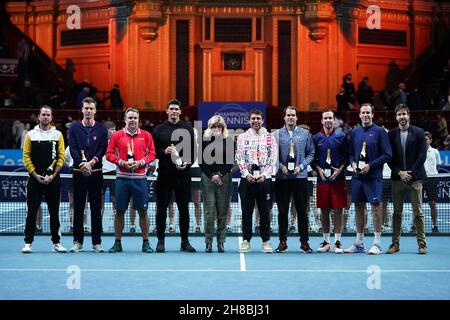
[106,108,156,253]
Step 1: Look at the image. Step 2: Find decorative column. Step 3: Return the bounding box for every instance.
[132,0,165,42]
[200,42,214,102]
[302,0,334,42]
[252,43,267,102]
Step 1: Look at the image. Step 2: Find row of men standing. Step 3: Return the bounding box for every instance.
[21,97,429,255]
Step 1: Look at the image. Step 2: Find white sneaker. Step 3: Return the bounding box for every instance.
[262,241,273,253]
[368,243,382,255]
[317,241,330,253]
[52,243,67,253]
[239,240,251,253]
[22,243,32,254]
[333,240,344,254]
[70,241,83,253]
[92,244,104,253]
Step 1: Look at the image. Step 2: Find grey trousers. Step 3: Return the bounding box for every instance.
[201,173,232,244]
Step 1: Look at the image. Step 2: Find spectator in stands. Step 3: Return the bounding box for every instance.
[407,87,424,111]
[342,73,356,106]
[417,110,433,133]
[336,85,354,112]
[313,109,347,254]
[110,84,124,109]
[423,131,441,233]
[440,87,450,111]
[11,119,25,149]
[0,85,16,107]
[199,115,234,253]
[16,38,30,81]
[75,85,90,108]
[106,107,156,253]
[69,97,108,253]
[344,103,392,255]
[152,99,196,253]
[18,79,41,108]
[22,105,67,253]
[387,104,428,254]
[378,89,393,110]
[20,123,30,149]
[391,82,408,106]
[49,86,69,109]
[436,112,448,149]
[236,109,278,253]
[357,76,374,106]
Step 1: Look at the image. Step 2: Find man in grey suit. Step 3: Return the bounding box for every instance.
[387,104,428,254]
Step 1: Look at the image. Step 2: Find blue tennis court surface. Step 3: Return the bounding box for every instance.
[0,235,449,300]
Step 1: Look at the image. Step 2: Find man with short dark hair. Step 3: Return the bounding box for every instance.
[313,109,347,254]
[387,104,428,254]
[69,97,108,253]
[236,109,278,253]
[153,99,197,253]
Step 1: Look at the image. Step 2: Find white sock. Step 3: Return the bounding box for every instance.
[374,232,381,245]
[324,233,330,243]
[334,233,341,242]
[356,233,364,243]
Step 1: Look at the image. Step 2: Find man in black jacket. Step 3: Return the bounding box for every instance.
[152,99,196,253]
[387,104,428,254]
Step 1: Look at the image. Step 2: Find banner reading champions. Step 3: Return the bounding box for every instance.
[198,102,266,129]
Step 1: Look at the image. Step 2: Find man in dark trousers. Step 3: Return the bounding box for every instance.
[69,97,108,253]
[387,104,428,254]
[152,99,196,253]
[22,105,66,253]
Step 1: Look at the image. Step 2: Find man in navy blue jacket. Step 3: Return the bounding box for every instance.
[69,97,108,253]
[345,103,392,255]
[387,104,428,254]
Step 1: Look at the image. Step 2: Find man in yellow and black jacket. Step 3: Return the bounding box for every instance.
[21,105,67,253]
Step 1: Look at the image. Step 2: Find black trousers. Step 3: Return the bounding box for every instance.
[73,172,103,245]
[274,179,309,243]
[238,178,273,243]
[24,176,61,244]
[156,173,191,241]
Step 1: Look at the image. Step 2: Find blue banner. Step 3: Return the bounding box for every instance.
[439,151,450,172]
[198,102,266,129]
[0,149,23,166]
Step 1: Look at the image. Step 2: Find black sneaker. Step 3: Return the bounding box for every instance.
[432,226,439,233]
[142,240,154,253]
[205,243,212,253]
[108,240,122,253]
[181,240,196,252]
[275,240,288,253]
[155,240,165,253]
[300,242,313,253]
[217,242,225,253]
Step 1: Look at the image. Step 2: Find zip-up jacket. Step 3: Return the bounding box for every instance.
[106,128,156,179]
[23,125,65,175]
[69,120,108,171]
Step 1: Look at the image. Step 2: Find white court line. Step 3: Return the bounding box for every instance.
[238,236,246,271]
[0,268,449,273]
